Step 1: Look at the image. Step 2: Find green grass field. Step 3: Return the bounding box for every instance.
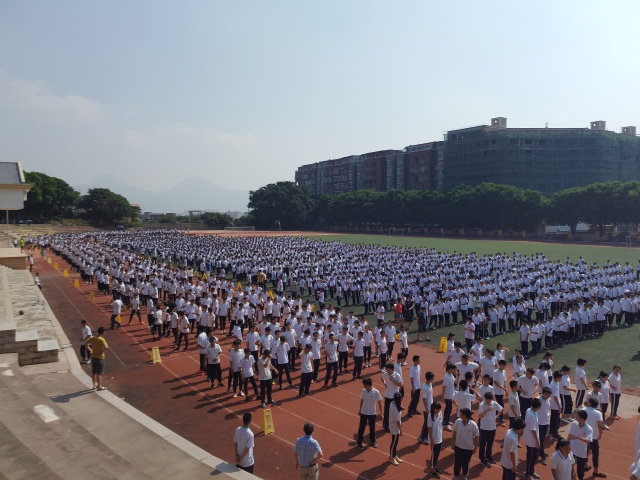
[302,234,640,387]
[307,234,640,266]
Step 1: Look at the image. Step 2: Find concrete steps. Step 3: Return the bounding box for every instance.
[0,357,155,480]
[0,248,26,270]
[0,353,243,480]
[0,356,156,479]
[0,266,58,366]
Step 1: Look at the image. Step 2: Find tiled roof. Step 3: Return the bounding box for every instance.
[0,163,22,184]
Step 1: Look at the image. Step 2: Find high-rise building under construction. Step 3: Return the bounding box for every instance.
[443,118,640,197]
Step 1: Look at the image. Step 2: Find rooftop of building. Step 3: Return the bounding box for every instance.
[0,162,26,185]
[447,117,638,137]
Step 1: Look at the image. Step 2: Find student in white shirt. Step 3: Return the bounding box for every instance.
[388,392,404,465]
[517,367,539,420]
[538,387,552,463]
[418,371,435,444]
[560,365,577,422]
[234,413,255,474]
[493,360,508,424]
[477,392,503,467]
[584,398,606,478]
[240,348,259,400]
[568,409,593,480]
[382,362,403,431]
[575,358,588,408]
[257,349,278,408]
[351,331,365,379]
[205,336,223,388]
[500,417,526,480]
[549,371,563,439]
[442,363,457,430]
[550,438,577,480]
[452,408,479,479]
[453,379,476,418]
[608,365,622,419]
[407,355,422,416]
[523,398,542,479]
[80,320,92,364]
[299,344,314,397]
[356,377,382,449]
[427,402,444,478]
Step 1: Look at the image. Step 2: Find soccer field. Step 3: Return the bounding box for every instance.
[305,233,640,387]
[307,234,640,266]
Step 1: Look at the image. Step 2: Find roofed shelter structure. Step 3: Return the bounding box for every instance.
[0,162,32,267]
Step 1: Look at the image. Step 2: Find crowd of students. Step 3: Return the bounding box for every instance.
[29,231,640,479]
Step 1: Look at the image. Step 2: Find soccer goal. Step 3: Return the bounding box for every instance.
[626,236,638,248]
[224,226,256,232]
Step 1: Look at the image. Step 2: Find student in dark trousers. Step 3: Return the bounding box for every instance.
[442,363,457,431]
[299,344,314,398]
[452,408,479,479]
[356,377,382,449]
[324,333,339,388]
[500,418,525,480]
[381,362,403,431]
[427,402,444,478]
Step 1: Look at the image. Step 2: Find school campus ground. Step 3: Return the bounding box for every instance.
[35,231,640,480]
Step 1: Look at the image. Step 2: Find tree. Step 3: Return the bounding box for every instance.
[248,181,316,229]
[200,212,233,229]
[547,187,589,235]
[22,171,79,221]
[80,188,140,226]
[581,182,625,237]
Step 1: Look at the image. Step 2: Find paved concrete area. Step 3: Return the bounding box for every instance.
[0,271,257,480]
[9,268,57,341]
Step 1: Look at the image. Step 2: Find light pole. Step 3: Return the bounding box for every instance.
[275,220,281,231]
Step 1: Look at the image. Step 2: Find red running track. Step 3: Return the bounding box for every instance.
[38,253,639,480]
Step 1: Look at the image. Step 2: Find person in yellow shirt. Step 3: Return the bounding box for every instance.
[86,327,109,391]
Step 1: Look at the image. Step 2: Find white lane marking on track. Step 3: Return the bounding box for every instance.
[33,404,60,423]
[2,369,14,376]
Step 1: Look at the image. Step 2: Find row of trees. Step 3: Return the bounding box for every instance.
[155,212,234,229]
[247,180,640,233]
[22,172,139,226]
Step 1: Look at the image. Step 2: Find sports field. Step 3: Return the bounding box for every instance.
[40,247,640,480]
[307,234,640,266]
[306,234,640,387]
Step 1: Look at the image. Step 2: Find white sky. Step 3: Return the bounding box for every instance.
[1,1,639,192]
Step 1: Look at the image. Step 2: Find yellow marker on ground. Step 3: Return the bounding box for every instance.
[437,336,448,353]
[150,346,162,364]
[74,279,79,288]
[89,291,95,301]
[54,263,58,270]
[261,408,275,435]
[63,269,68,277]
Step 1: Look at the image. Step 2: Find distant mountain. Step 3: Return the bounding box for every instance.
[75,174,249,213]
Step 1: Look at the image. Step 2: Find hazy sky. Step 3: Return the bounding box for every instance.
[1,1,639,193]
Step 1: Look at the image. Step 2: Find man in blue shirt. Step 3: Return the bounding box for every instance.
[294,422,323,479]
